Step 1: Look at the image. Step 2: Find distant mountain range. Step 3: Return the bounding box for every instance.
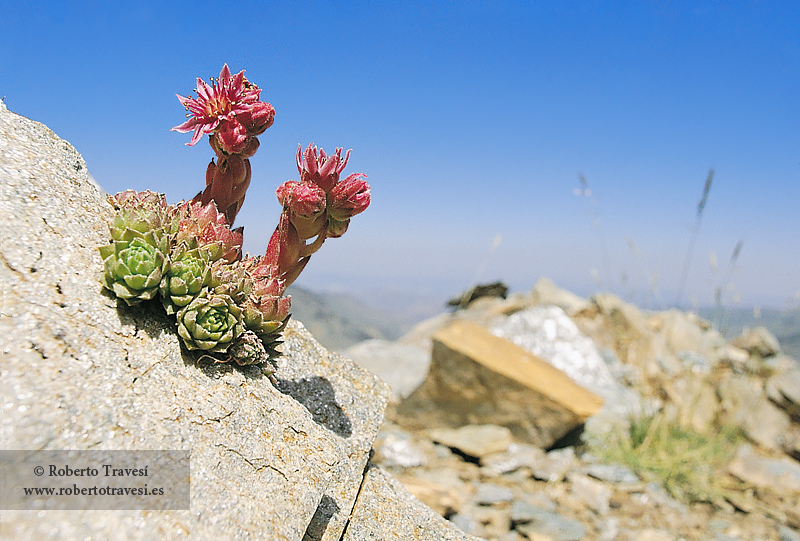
[285,285,414,352]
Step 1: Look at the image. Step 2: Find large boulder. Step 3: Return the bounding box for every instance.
[397,319,603,448]
[0,102,475,541]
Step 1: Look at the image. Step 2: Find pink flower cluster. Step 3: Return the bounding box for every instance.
[268,144,370,287]
[172,64,274,152]
[172,64,275,225]
[171,64,371,370]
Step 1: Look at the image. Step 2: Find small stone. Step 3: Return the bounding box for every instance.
[567,473,611,515]
[449,513,481,536]
[481,443,545,476]
[511,498,556,523]
[731,326,781,357]
[583,463,639,484]
[474,483,515,505]
[780,526,800,541]
[514,509,585,541]
[428,424,514,459]
[531,447,576,482]
[636,529,673,541]
[716,344,749,365]
[727,444,800,493]
[718,375,792,450]
[394,475,464,517]
[374,431,428,468]
[766,366,800,420]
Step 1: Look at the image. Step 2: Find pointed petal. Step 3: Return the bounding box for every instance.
[338,148,352,173]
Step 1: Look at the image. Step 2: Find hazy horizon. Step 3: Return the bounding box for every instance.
[3,2,798,310]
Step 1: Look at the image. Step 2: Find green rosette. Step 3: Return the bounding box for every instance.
[99,229,169,305]
[107,190,169,241]
[160,243,211,315]
[176,293,243,352]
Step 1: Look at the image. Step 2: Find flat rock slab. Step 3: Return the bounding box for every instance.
[0,103,356,539]
[342,464,482,541]
[398,320,603,448]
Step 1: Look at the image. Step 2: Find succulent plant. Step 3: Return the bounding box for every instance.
[160,242,211,315]
[173,200,243,263]
[97,65,375,380]
[223,330,280,383]
[209,259,251,304]
[107,190,169,239]
[225,330,270,365]
[99,228,169,305]
[176,292,244,352]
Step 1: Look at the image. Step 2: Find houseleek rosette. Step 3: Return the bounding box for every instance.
[226,330,270,366]
[99,229,169,305]
[176,293,243,352]
[160,242,211,315]
[107,190,169,240]
[209,259,251,305]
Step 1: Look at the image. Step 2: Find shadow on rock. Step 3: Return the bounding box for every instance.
[275,376,353,438]
[111,294,176,341]
[303,494,340,540]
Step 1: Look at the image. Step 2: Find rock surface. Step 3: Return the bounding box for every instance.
[398,319,603,448]
[343,338,430,401]
[0,102,476,540]
[342,464,483,541]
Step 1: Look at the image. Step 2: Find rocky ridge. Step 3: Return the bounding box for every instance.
[351,279,800,540]
[0,102,480,540]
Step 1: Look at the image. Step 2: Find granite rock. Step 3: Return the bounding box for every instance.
[277,322,391,541]
[490,306,617,399]
[342,464,482,541]
[1,102,472,541]
[0,102,355,539]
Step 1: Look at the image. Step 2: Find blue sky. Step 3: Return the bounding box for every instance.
[2,1,798,313]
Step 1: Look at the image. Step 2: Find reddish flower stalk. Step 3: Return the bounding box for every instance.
[265,143,371,289]
[172,64,274,225]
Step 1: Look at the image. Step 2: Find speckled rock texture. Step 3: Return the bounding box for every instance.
[0,102,404,540]
[277,323,391,541]
[341,464,482,541]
